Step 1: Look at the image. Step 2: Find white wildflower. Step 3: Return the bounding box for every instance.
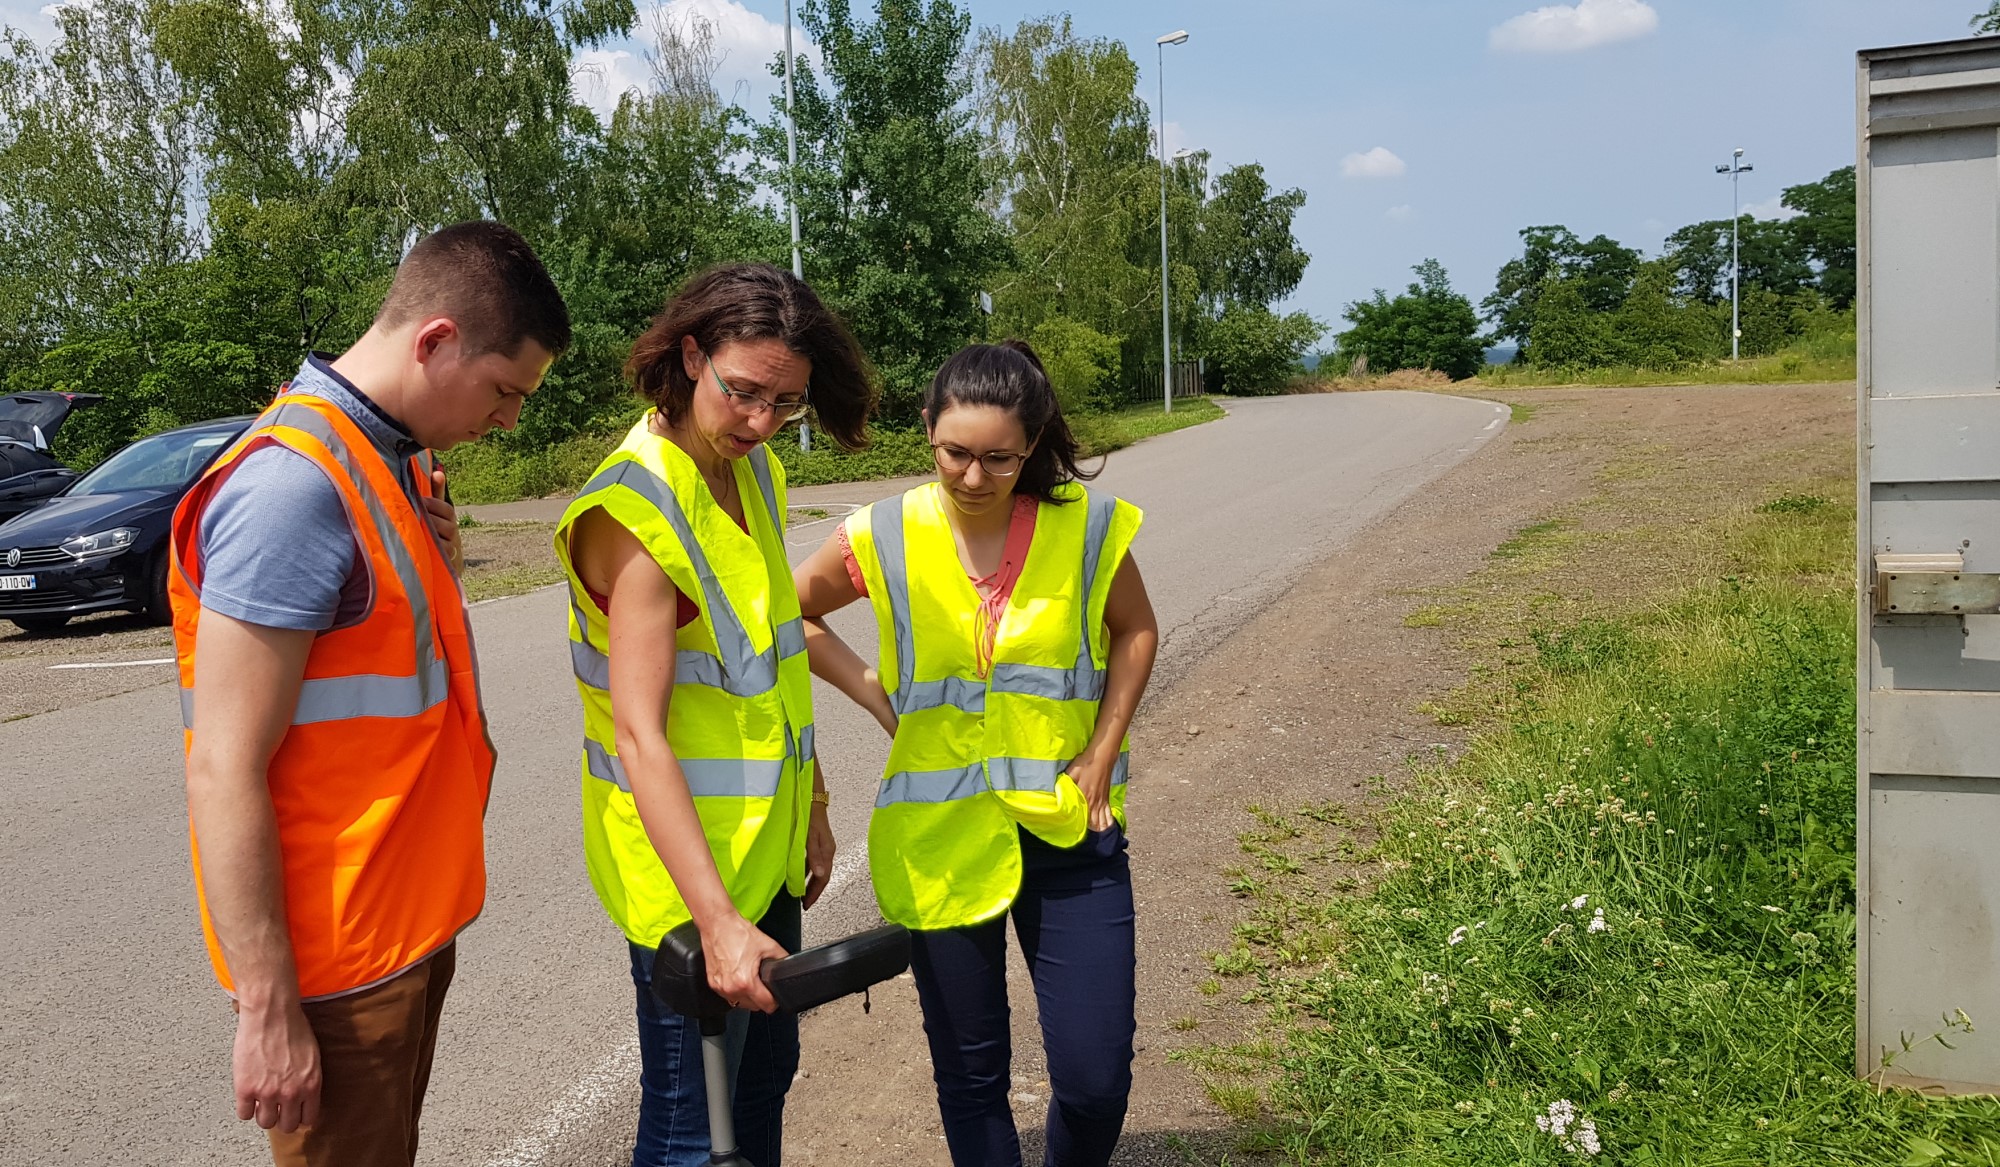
[1569,895,1589,910]
[1535,1098,1602,1157]
[1587,908,1608,934]
[1449,926,1469,946]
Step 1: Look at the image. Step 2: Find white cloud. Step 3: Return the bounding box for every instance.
[1341,146,1407,180]
[1490,0,1658,54]
[1385,204,1415,222]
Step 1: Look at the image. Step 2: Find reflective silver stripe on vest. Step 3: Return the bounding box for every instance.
[875,764,987,807]
[180,402,449,730]
[585,739,785,798]
[747,446,784,535]
[775,616,806,661]
[293,662,452,724]
[874,752,1131,808]
[575,458,780,698]
[797,722,816,766]
[904,675,987,714]
[869,493,919,716]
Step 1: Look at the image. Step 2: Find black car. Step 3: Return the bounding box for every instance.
[0,415,251,635]
[0,390,105,522]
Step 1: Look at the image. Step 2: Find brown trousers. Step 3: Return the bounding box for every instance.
[265,943,457,1167]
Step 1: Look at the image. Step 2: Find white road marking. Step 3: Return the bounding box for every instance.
[482,1034,641,1167]
[1484,418,1502,431]
[48,658,174,670]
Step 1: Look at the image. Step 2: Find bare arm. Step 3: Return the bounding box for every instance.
[184,611,321,1133]
[795,530,896,736]
[1070,554,1159,831]
[576,507,787,1012]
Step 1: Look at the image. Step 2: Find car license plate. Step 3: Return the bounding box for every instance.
[0,574,35,591]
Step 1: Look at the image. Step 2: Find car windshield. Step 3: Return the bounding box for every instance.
[69,429,235,497]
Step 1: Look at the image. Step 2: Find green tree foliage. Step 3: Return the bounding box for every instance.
[1027,316,1120,414]
[976,16,1153,344]
[1976,3,2000,33]
[1199,162,1309,310]
[1782,166,1856,310]
[1338,259,1483,381]
[764,0,1009,423]
[1491,165,1857,372]
[1,1,1315,469]
[1482,227,1641,355]
[1205,302,1321,395]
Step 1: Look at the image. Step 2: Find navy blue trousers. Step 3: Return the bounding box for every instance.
[626,894,802,1167]
[908,825,1138,1167]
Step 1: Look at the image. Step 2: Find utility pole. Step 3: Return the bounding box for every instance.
[785,0,809,451]
[1155,30,1189,413]
[1715,147,1753,361]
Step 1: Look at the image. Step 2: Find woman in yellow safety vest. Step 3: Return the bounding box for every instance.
[794,340,1159,1167]
[555,263,875,1167]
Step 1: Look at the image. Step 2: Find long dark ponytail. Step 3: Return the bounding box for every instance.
[921,340,1097,504]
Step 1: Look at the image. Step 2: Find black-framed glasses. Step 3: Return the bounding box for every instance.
[706,353,810,422]
[931,443,1026,478]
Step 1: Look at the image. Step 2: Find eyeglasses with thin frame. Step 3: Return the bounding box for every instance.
[931,442,1026,478]
[706,353,810,423]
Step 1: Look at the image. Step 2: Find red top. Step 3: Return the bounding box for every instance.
[839,494,1039,676]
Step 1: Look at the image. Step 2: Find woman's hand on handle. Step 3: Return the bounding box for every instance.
[698,911,787,1014]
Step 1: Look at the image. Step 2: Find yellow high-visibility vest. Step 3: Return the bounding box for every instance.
[555,416,813,947]
[844,481,1142,930]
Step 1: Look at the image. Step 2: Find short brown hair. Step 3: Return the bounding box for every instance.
[626,263,875,450]
[375,221,572,358]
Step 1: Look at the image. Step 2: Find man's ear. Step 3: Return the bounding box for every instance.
[413,317,459,366]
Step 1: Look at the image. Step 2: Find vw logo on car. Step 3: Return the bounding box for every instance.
[5,547,17,568]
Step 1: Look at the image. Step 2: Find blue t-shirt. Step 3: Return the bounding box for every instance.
[197,356,427,632]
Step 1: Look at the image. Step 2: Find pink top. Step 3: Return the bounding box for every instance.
[839,494,1039,677]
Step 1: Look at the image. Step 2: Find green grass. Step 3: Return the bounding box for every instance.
[1478,331,1857,389]
[1213,496,2000,1165]
[438,399,1227,504]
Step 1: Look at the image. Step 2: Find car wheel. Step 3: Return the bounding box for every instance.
[145,551,173,625]
[10,614,69,635]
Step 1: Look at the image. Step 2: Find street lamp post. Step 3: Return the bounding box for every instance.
[1715,147,1753,362]
[1156,29,1188,413]
[785,0,809,451]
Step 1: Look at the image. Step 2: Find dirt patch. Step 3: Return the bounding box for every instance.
[461,520,565,603]
[780,382,1854,1165]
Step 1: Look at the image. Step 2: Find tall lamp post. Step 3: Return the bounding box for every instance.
[785,0,810,451]
[1715,147,1753,362]
[1156,29,1189,413]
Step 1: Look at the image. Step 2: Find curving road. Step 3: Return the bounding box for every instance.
[0,391,1508,1165]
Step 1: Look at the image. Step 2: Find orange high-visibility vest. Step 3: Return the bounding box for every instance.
[168,394,494,1000]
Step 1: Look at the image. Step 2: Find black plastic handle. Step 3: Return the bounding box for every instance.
[650,920,912,1021]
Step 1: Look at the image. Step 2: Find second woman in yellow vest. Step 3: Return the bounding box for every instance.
[794,341,1159,1167]
[555,263,874,1167]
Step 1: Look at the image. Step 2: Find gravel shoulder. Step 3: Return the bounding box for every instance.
[780,382,1855,1165]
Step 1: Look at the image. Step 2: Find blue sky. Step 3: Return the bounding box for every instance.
[4,0,1988,329]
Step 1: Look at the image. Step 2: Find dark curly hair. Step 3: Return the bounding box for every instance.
[625,263,875,450]
[921,340,1097,504]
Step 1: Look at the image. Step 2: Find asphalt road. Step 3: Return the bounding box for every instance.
[0,391,1509,1166]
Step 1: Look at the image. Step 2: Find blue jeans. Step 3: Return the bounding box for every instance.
[908,825,1138,1167]
[626,894,802,1167]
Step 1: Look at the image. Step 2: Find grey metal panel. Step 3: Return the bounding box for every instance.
[1869,396,2000,480]
[1864,778,2000,1092]
[1870,481,2000,568]
[1870,689,2000,778]
[1870,617,2000,691]
[1866,130,1998,398]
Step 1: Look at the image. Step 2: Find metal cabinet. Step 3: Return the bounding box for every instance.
[1858,35,2000,1095]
